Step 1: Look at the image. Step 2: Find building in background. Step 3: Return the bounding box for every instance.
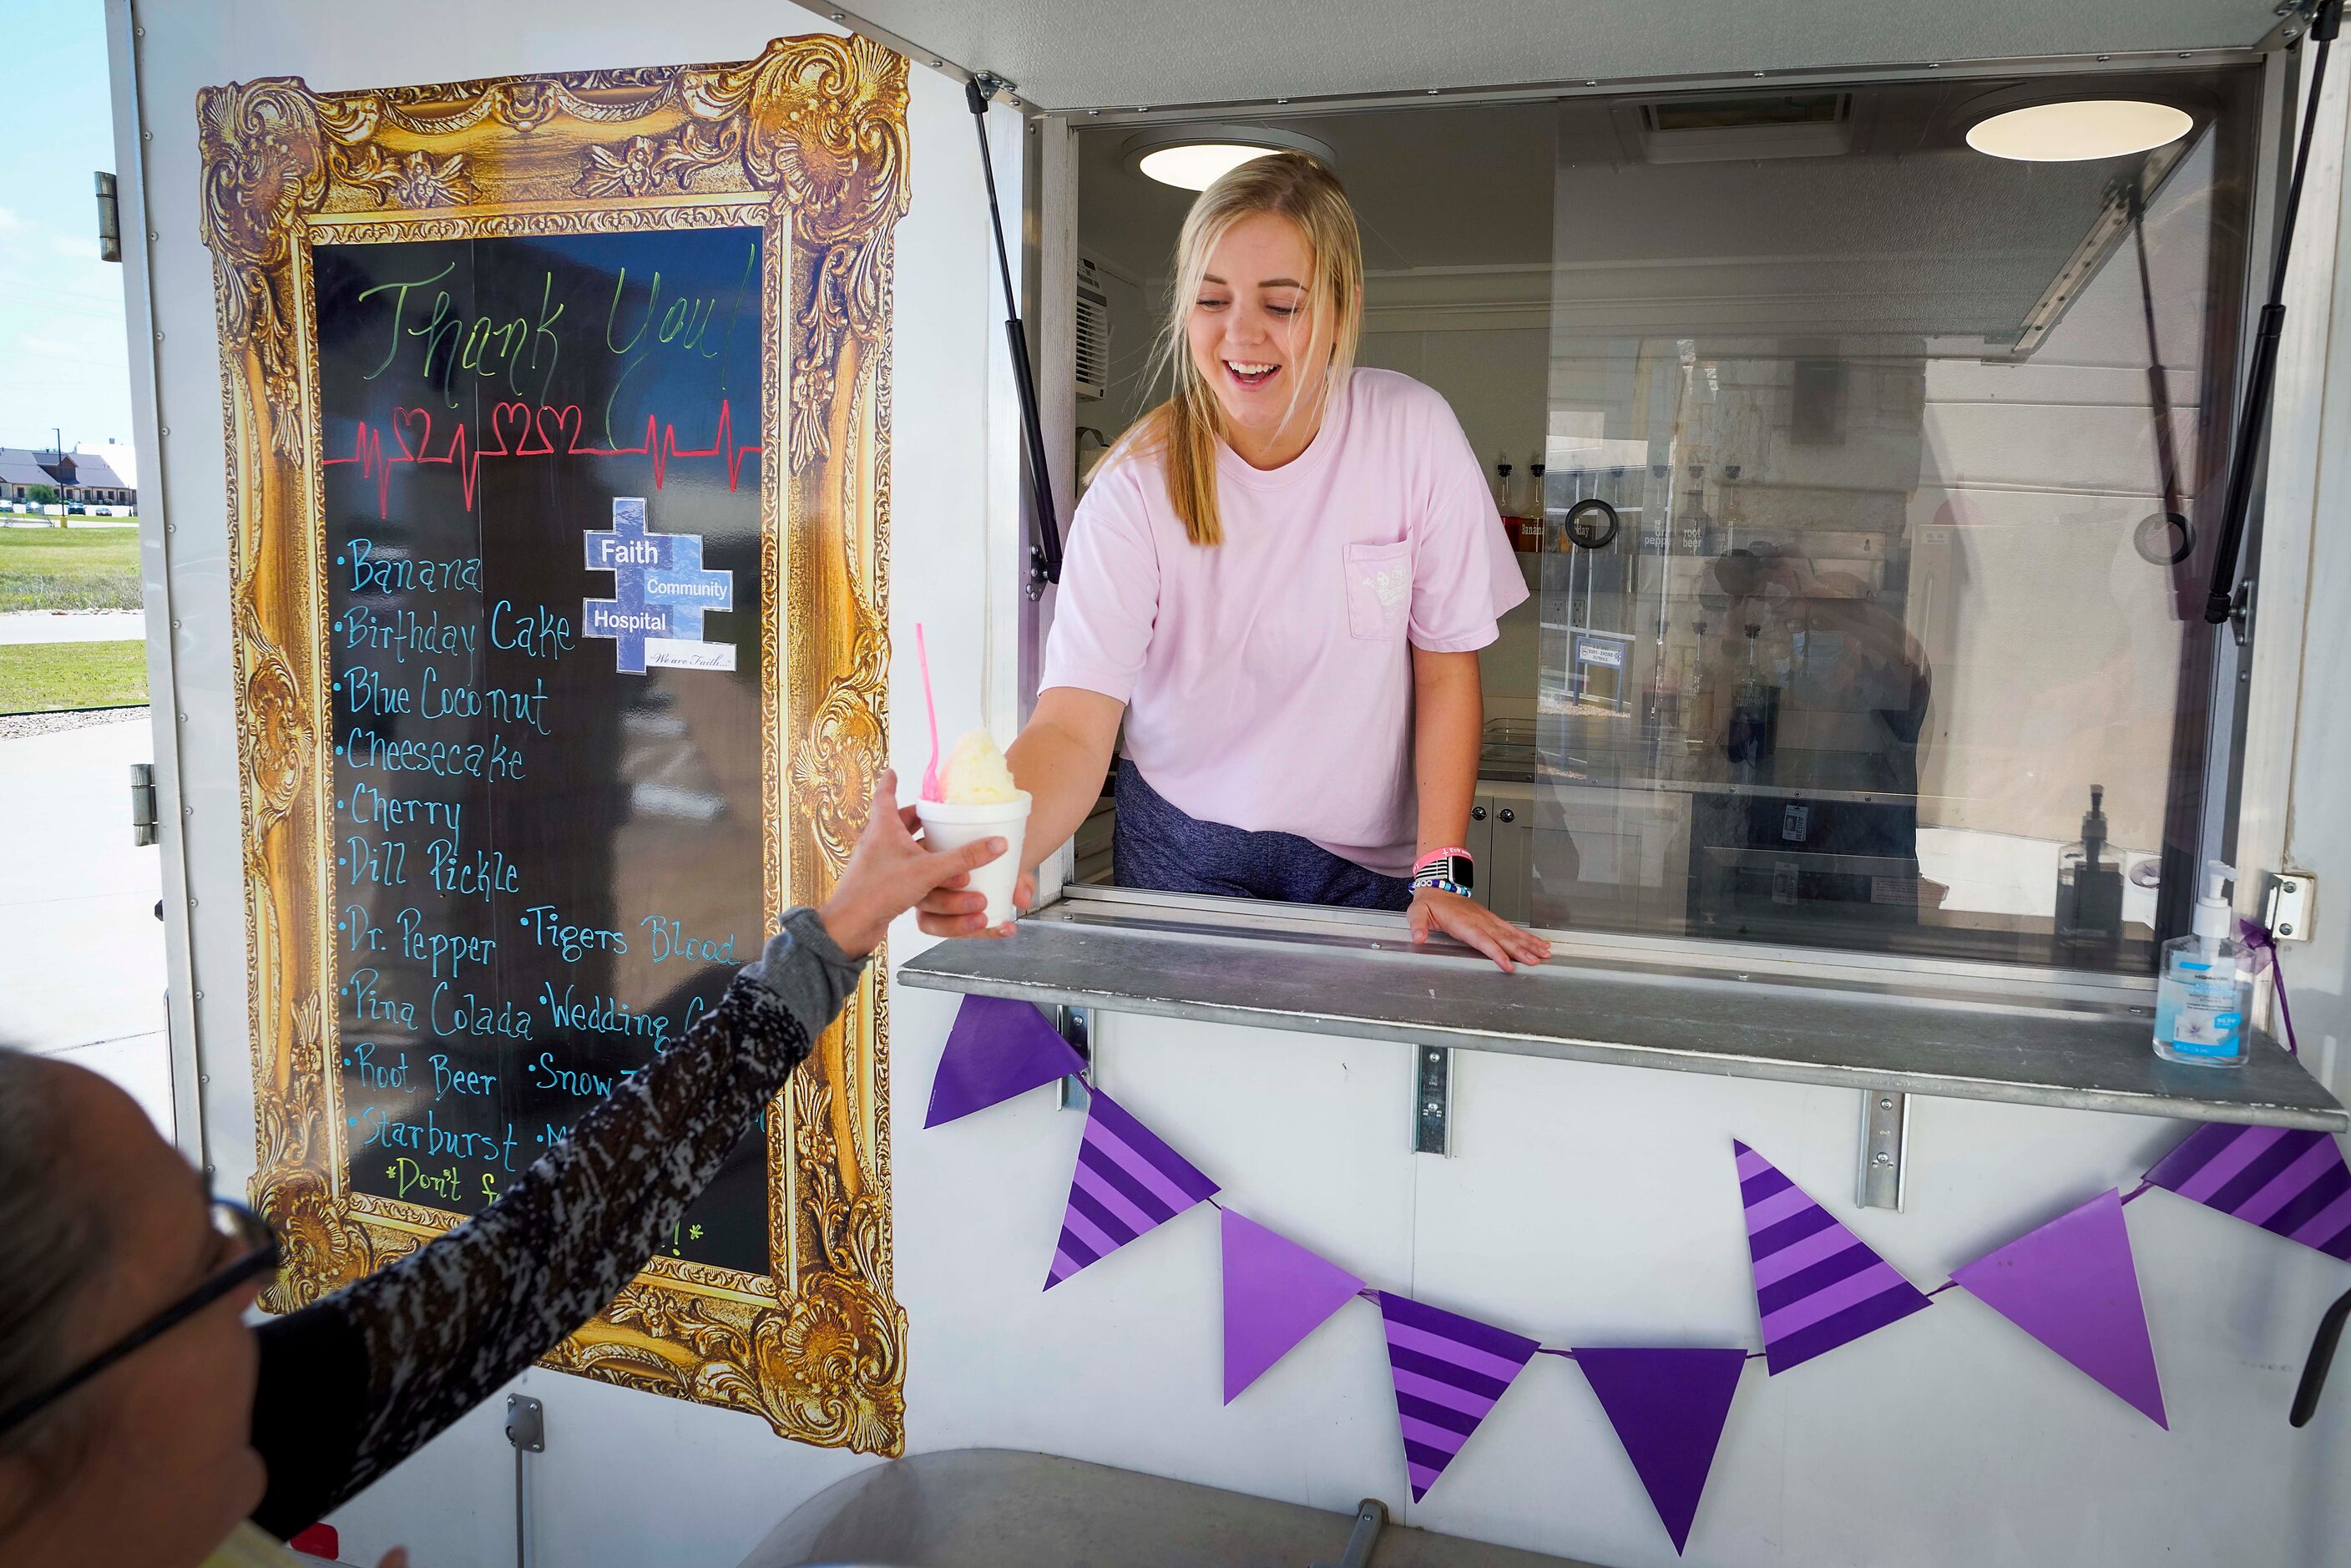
[0,445,136,508]
[76,440,139,494]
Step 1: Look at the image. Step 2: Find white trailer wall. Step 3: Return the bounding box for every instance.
[119,5,2351,1565]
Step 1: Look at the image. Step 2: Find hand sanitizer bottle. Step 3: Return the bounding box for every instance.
[2153,861,2253,1068]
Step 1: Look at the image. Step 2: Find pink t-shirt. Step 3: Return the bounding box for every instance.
[1043,368,1528,878]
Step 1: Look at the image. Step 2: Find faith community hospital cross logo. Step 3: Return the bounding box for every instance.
[582,496,736,674]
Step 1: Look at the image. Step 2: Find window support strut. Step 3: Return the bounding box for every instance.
[965,73,1064,593]
[2204,0,2341,626]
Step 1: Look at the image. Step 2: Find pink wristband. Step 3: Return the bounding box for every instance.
[1415,846,1474,874]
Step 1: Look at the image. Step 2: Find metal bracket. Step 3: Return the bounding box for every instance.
[1413,1046,1452,1156]
[504,1393,544,1452]
[506,1393,543,1568]
[1310,1500,1389,1568]
[1056,1004,1091,1110]
[2265,871,2316,942]
[1856,1090,1909,1210]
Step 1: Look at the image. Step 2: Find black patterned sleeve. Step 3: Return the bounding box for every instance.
[248,908,864,1536]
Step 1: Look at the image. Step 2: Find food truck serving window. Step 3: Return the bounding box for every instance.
[1061,62,2262,979]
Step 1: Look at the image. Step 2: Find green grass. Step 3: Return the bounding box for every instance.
[0,641,149,713]
[0,528,143,612]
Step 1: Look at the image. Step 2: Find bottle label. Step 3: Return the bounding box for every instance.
[2161,967,2245,1060]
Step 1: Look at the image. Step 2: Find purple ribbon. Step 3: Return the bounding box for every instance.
[2236,917,2299,1057]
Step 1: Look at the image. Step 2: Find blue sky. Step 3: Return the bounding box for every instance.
[0,2,132,453]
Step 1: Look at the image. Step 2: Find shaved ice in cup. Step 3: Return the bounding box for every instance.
[939,729,1020,804]
[917,730,1029,927]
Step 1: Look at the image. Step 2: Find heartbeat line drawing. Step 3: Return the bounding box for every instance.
[322,399,762,517]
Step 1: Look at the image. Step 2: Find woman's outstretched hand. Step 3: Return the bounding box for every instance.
[820,769,1012,959]
[915,867,1034,939]
[1408,888,1552,973]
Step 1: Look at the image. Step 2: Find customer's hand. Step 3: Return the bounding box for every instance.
[820,770,1011,959]
[1409,888,1553,973]
[916,867,1034,939]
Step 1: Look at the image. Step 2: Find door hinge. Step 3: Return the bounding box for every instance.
[94,171,120,263]
[130,762,157,846]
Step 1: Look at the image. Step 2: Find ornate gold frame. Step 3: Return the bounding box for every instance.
[200,36,909,1452]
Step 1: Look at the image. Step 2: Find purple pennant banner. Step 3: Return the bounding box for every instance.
[924,994,1086,1129]
[1221,1210,1366,1404]
[1734,1141,1933,1374]
[1951,1189,2167,1428]
[1572,1348,1747,1556]
[2143,1122,2351,1262]
[1377,1292,1539,1502]
[1045,1089,1219,1289]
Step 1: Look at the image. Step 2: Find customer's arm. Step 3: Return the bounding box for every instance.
[246,773,999,1535]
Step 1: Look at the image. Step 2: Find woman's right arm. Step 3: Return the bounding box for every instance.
[1010,686,1126,865]
[915,686,1124,938]
[917,455,1153,938]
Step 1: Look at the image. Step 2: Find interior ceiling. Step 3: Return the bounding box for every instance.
[1078,68,2246,346]
[837,0,2282,110]
[1079,101,1560,279]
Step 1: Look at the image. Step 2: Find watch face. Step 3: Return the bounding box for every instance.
[1414,853,1474,895]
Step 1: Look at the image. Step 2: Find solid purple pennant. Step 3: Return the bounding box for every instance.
[923,994,1085,1128]
[1734,1141,1932,1374]
[1219,1211,1366,1403]
[1951,1188,2166,1428]
[2144,1122,2351,1262]
[1572,1348,1747,1555]
[1045,1089,1218,1289]
[1377,1292,1540,1502]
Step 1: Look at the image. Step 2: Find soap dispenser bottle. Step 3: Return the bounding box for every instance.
[2153,861,2254,1068]
[2055,784,2125,964]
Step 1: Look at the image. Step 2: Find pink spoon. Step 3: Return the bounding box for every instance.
[917,623,944,803]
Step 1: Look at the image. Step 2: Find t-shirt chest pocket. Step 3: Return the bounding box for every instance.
[1342,539,1412,640]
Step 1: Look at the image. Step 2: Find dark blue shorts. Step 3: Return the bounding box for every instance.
[1111,760,1413,912]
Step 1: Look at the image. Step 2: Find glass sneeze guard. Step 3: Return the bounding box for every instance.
[1529,69,2256,979]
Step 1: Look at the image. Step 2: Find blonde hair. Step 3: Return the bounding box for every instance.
[1100,151,1364,546]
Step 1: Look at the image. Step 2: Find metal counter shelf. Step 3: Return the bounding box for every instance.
[898,886,2347,1140]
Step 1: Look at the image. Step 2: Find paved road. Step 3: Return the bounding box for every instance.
[0,710,172,1136]
[0,609,147,645]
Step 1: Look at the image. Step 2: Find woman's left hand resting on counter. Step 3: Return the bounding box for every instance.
[1408,888,1553,974]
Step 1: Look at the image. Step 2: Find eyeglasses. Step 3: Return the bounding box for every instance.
[0,1197,281,1440]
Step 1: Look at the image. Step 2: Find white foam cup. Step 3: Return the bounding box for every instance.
[915,792,1032,928]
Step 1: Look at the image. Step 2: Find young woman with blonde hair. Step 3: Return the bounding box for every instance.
[920,152,1550,971]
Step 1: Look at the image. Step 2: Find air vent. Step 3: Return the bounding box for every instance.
[1636,91,1853,164]
[1076,257,1110,401]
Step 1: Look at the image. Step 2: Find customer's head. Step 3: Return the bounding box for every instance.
[0,1046,268,1565]
[1125,150,1364,544]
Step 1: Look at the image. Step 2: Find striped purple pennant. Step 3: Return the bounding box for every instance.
[2144,1122,2351,1261]
[1377,1292,1540,1502]
[1045,1089,1219,1289]
[1734,1141,1933,1374]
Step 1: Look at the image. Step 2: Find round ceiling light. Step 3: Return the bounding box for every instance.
[1965,99,2192,162]
[1122,125,1338,190]
[1138,144,1282,190]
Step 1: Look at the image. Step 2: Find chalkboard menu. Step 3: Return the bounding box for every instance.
[211,39,911,1446]
[316,230,771,1273]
